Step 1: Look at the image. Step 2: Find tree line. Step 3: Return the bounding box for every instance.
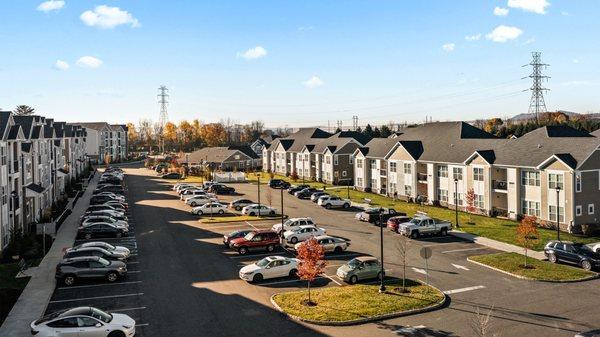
[474,112,600,138]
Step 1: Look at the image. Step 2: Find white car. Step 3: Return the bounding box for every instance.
[283,225,326,244]
[175,184,197,193]
[295,235,350,253]
[85,209,126,218]
[239,256,299,282]
[30,307,135,337]
[191,202,227,215]
[317,195,351,209]
[76,242,131,258]
[591,243,600,253]
[241,204,276,216]
[174,182,194,191]
[177,186,203,195]
[185,195,218,207]
[81,217,129,230]
[179,189,208,200]
[271,217,315,233]
[94,192,125,202]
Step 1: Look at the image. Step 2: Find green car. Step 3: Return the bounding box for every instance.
[336,256,384,284]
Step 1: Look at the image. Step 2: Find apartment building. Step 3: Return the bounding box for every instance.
[263,128,331,176]
[184,146,260,170]
[71,122,127,164]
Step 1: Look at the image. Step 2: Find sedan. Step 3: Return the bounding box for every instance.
[295,235,350,253]
[77,223,128,240]
[239,256,299,282]
[81,218,129,230]
[185,195,218,207]
[83,210,127,221]
[191,202,227,215]
[56,256,127,286]
[30,307,136,337]
[241,204,276,216]
[228,198,255,211]
[283,225,326,244]
[161,172,181,179]
[75,242,130,258]
[336,256,383,284]
[63,246,128,261]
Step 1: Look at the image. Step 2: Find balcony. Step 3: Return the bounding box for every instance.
[380,169,387,177]
[417,173,428,182]
[492,180,508,191]
[10,160,19,174]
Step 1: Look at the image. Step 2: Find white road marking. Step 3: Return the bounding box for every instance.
[245,221,258,230]
[323,274,342,286]
[127,261,139,265]
[49,293,144,304]
[451,263,470,271]
[257,277,325,286]
[135,323,150,327]
[110,306,146,312]
[443,285,485,295]
[412,267,427,275]
[442,247,488,254]
[58,281,142,290]
[325,252,363,259]
[128,270,141,274]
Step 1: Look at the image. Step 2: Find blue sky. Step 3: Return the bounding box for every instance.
[1,0,598,128]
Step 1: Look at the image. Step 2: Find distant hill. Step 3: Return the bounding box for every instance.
[511,110,600,121]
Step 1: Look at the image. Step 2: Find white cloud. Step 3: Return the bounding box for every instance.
[80,5,140,29]
[507,0,550,14]
[465,33,482,41]
[486,25,523,42]
[54,60,69,70]
[37,0,65,12]
[303,75,324,89]
[238,46,267,60]
[442,43,455,52]
[76,56,103,68]
[493,7,509,16]
[523,37,535,45]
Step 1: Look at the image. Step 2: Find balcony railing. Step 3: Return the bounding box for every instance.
[417,173,428,182]
[492,207,508,218]
[380,169,387,177]
[492,180,507,190]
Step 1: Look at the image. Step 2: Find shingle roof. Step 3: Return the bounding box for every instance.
[359,137,401,158]
[21,142,32,153]
[270,128,332,153]
[31,125,42,139]
[13,115,35,138]
[185,147,253,164]
[7,125,21,140]
[0,111,11,137]
[69,122,111,131]
[228,145,259,159]
[43,125,55,138]
[308,131,368,154]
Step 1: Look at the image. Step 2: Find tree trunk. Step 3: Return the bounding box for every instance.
[524,248,528,267]
[402,261,406,292]
[307,280,311,304]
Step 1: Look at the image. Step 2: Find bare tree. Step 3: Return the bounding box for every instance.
[265,186,273,206]
[471,306,496,337]
[395,235,410,293]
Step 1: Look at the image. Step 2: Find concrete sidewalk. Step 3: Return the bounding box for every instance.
[450,230,546,260]
[0,173,98,337]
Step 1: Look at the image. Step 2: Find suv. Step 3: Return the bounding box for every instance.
[210,184,235,195]
[268,179,290,189]
[317,195,351,209]
[229,230,280,255]
[544,241,600,271]
[294,188,320,199]
[271,217,315,233]
[63,246,127,261]
[56,256,127,286]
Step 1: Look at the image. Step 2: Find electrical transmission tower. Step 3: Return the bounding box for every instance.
[352,116,358,131]
[523,52,550,124]
[157,85,169,153]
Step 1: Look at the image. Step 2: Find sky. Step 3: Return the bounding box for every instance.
[1,0,599,129]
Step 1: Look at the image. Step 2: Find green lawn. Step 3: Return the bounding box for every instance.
[272,280,444,322]
[0,262,32,325]
[470,252,596,281]
[249,173,600,251]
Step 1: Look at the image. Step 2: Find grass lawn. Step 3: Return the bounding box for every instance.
[272,280,444,323]
[470,252,596,281]
[0,262,32,325]
[248,173,600,251]
[179,176,206,183]
[200,215,284,223]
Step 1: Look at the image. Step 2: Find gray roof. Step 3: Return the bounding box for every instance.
[270,128,332,153]
[7,125,21,140]
[69,122,111,131]
[308,132,365,154]
[21,142,32,153]
[13,115,35,138]
[186,146,254,164]
[358,137,401,159]
[0,111,11,137]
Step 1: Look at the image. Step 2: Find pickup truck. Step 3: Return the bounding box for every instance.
[397,215,452,238]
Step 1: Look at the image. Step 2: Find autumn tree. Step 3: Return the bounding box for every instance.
[465,188,476,224]
[14,105,35,115]
[163,122,178,150]
[296,237,326,305]
[201,123,228,147]
[126,122,139,152]
[484,118,503,135]
[265,185,273,206]
[516,215,539,268]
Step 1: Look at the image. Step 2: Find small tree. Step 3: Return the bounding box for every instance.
[290,169,299,182]
[516,215,539,268]
[265,186,273,206]
[395,235,410,293]
[296,237,326,305]
[471,306,495,337]
[465,188,476,224]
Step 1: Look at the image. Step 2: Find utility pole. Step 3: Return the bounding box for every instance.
[352,116,358,131]
[523,52,550,125]
[336,120,342,131]
[157,85,169,154]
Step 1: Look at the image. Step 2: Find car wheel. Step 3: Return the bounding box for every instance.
[238,247,248,255]
[548,253,557,263]
[106,272,118,282]
[197,210,203,215]
[410,230,419,239]
[349,275,358,284]
[115,232,122,238]
[249,212,256,216]
[325,204,331,209]
[269,211,275,216]
[235,206,242,211]
[107,331,126,337]
[84,233,92,240]
[191,202,197,207]
[343,203,350,209]
[218,209,224,214]
[266,245,275,252]
[440,228,448,236]
[290,237,298,244]
[582,260,592,271]
[334,246,343,254]
[252,273,263,283]
[63,275,76,286]
[377,271,384,280]
[289,269,298,278]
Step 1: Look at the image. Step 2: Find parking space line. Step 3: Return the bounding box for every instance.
[325,252,363,259]
[441,247,488,254]
[135,323,150,327]
[258,277,325,286]
[443,285,485,294]
[58,281,142,290]
[245,221,258,230]
[111,307,147,312]
[128,270,141,274]
[127,261,139,265]
[323,274,342,286]
[49,293,144,304]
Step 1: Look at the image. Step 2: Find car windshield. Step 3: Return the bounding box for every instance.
[347,258,361,269]
[283,219,294,226]
[91,308,113,323]
[98,258,110,266]
[409,218,421,224]
[256,258,271,267]
[244,232,255,240]
[104,243,115,250]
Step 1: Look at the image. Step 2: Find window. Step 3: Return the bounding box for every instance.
[333,155,338,165]
[356,159,362,168]
[349,156,353,164]
[521,200,540,217]
[575,174,582,192]
[548,173,564,189]
[437,189,448,202]
[453,192,464,206]
[342,170,347,177]
[474,194,485,209]
[389,162,397,172]
[473,167,484,181]
[521,170,540,186]
[589,204,595,215]
[370,161,376,169]
[47,318,78,328]
[371,178,377,188]
[389,182,397,193]
[403,163,412,174]
[548,205,565,223]
[576,205,582,216]
[453,167,463,180]
[356,177,363,187]
[325,156,331,164]
[437,165,448,178]
[404,185,412,196]
[78,317,100,327]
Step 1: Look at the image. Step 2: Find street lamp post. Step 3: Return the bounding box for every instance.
[257,173,261,217]
[347,182,350,199]
[454,178,459,229]
[556,186,561,241]
[280,187,284,239]
[302,159,305,185]
[379,207,386,293]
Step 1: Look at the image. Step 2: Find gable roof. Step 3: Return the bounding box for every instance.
[360,137,401,158]
[13,115,36,138]
[185,146,254,164]
[270,128,332,153]
[69,122,111,131]
[7,125,23,140]
[227,145,259,159]
[0,111,11,137]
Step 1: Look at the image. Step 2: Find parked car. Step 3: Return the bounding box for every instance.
[228,198,255,211]
[241,204,276,216]
[176,184,200,193]
[202,181,215,189]
[63,246,127,261]
[94,185,124,194]
[294,235,350,253]
[336,256,383,284]
[310,192,329,202]
[30,307,136,337]
[81,220,128,232]
[294,188,320,199]
[544,241,600,271]
[283,225,326,244]
[317,195,351,209]
[81,217,129,230]
[210,184,236,195]
[73,242,131,258]
[173,182,195,191]
[180,189,212,200]
[397,214,452,238]
[229,230,280,255]
[161,172,181,179]
[77,223,128,240]
[355,208,403,225]
[386,216,412,232]
[190,202,227,215]
[271,217,315,233]
[239,256,299,282]
[55,256,127,286]
[86,205,125,215]
[178,187,204,196]
[94,192,125,202]
[185,195,218,207]
[287,184,310,195]
[223,229,252,247]
[591,243,600,253]
[268,179,290,189]
[83,210,127,221]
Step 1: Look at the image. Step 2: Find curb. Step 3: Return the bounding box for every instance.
[269,282,447,326]
[467,257,599,283]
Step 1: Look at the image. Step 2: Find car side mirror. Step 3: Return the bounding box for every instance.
[95,323,102,328]
[265,266,271,269]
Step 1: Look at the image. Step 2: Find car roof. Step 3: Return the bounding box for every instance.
[289,217,313,221]
[265,255,288,261]
[355,256,377,262]
[253,229,276,234]
[62,256,100,263]
[297,224,317,229]
[314,235,333,240]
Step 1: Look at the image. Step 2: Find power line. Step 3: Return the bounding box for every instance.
[523,52,550,124]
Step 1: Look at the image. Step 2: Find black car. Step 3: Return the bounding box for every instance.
[268,179,291,189]
[95,185,125,194]
[90,196,126,206]
[295,188,320,199]
[161,172,181,179]
[55,256,127,286]
[63,246,127,261]
[98,177,122,185]
[287,184,310,195]
[210,184,235,195]
[356,208,403,225]
[544,241,600,271]
[223,229,252,247]
[77,223,128,240]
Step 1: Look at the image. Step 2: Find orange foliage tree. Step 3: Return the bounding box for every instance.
[201,123,228,147]
[296,237,326,305]
[465,188,476,223]
[516,215,539,268]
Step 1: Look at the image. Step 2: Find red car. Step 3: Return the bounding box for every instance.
[386,216,411,233]
[229,230,280,255]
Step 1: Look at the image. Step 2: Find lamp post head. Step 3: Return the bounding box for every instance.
[556,186,561,193]
[454,178,458,183]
